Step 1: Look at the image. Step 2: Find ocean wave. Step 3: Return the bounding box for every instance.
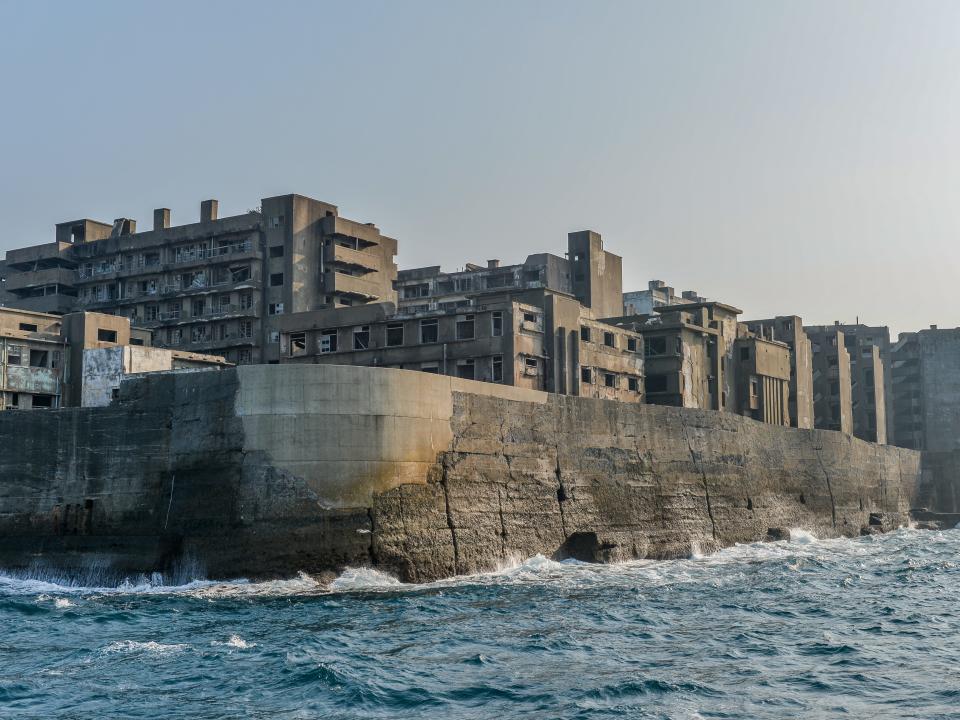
[100,640,190,656]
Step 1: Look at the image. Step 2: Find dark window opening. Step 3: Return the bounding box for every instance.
[581,367,592,384]
[270,273,284,287]
[457,360,475,380]
[386,323,404,346]
[320,331,338,353]
[290,332,306,354]
[627,338,638,352]
[269,245,284,258]
[492,312,503,337]
[18,323,38,332]
[29,350,48,368]
[604,373,616,388]
[628,377,639,392]
[32,394,54,408]
[130,338,144,346]
[492,355,503,383]
[420,319,439,344]
[604,332,615,348]
[580,326,591,342]
[353,326,370,350]
[645,337,667,356]
[456,315,475,340]
[97,329,118,343]
[740,346,750,361]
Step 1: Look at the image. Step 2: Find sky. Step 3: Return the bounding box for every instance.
[1,0,958,335]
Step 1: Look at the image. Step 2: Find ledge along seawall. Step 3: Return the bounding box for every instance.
[0,364,929,583]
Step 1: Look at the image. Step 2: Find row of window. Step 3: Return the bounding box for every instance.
[580,366,641,392]
[2,347,63,369]
[163,320,254,346]
[580,325,642,353]
[78,239,254,277]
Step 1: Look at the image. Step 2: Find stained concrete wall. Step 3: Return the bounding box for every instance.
[0,363,925,582]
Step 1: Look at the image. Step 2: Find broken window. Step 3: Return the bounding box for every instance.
[231,266,251,283]
[750,378,759,397]
[627,337,638,352]
[269,215,284,228]
[270,273,284,287]
[269,245,284,258]
[580,326,591,342]
[454,278,472,292]
[238,349,252,364]
[145,305,159,322]
[581,367,592,384]
[97,329,117,343]
[644,337,667,356]
[524,357,539,376]
[18,323,38,332]
[353,326,370,350]
[740,346,750,361]
[51,351,62,369]
[32,394,54,408]
[604,373,616,388]
[268,303,284,315]
[386,322,404,346]
[240,293,253,310]
[192,299,205,317]
[143,252,160,266]
[523,312,537,324]
[491,311,503,337]
[457,359,475,380]
[403,284,429,299]
[290,332,306,355]
[456,315,475,340]
[420,319,439,344]
[486,273,513,289]
[239,321,252,338]
[628,377,639,392]
[604,332,616,348]
[492,355,503,383]
[319,330,338,353]
[29,350,48,368]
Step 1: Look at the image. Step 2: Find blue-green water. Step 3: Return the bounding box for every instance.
[2,529,959,719]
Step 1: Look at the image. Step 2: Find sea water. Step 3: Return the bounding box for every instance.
[2,528,959,719]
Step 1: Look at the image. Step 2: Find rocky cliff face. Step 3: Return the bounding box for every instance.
[0,366,923,583]
[372,393,920,582]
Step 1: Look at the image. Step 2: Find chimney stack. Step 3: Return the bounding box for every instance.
[201,199,219,223]
[487,259,500,269]
[154,208,170,231]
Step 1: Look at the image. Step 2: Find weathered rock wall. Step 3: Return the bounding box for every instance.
[0,364,924,583]
[372,392,921,582]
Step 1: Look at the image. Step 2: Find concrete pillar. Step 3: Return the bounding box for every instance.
[154,208,170,231]
[201,199,219,223]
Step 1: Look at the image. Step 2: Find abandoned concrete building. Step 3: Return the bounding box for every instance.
[396,231,623,320]
[622,280,703,316]
[889,326,960,452]
[0,308,226,409]
[277,291,645,402]
[608,301,791,426]
[804,325,854,434]
[832,324,893,444]
[742,316,815,430]
[0,194,398,366]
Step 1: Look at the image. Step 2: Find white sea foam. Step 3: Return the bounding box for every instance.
[329,567,403,591]
[54,597,75,608]
[101,640,189,656]
[789,528,819,544]
[213,634,255,649]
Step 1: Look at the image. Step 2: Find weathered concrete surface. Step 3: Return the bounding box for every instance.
[371,392,921,582]
[0,364,925,582]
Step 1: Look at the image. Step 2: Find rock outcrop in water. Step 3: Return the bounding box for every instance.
[0,365,923,583]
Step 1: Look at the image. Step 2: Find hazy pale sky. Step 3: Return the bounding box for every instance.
[1,0,958,335]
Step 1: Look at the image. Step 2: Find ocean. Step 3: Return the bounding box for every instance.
[2,528,958,719]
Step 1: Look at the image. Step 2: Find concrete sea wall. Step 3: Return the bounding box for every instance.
[0,365,924,582]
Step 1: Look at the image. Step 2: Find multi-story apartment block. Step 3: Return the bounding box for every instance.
[623,280,703,316]
[1,309,70,409]
[396,231,623,319]
[0,194,398,366]
[890,326,960,452]
[277,292,644,402]
[804,325,853,434]
[743,316,815,429]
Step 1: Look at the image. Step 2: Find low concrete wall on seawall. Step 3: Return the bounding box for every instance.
[0,364,926,582]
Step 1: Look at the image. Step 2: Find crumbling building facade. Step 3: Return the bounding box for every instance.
[0,195,398,366]
[804,325,854,434]
[743,316,814,429]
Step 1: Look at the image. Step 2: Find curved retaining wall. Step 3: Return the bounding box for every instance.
[0,365,923,582]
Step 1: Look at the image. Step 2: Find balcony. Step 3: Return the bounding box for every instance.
[4,267,76,292]
[321,216,381,246]
[4,366,62,395]
[5,242,74,270]
[323,243,381,273]
[326,271,384,300]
